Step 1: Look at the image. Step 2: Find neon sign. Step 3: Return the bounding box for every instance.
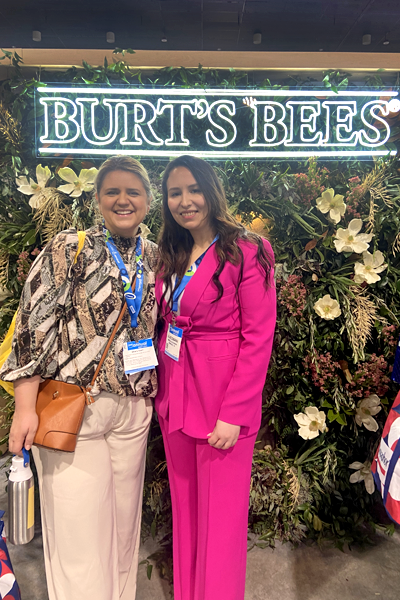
[35,87,399,159]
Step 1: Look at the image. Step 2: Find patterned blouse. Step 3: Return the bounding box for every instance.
[0,224,159,398]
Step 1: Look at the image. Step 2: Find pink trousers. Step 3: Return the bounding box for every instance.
[159,416,256,600]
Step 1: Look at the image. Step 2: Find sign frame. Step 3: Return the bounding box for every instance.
[35,86,400,159]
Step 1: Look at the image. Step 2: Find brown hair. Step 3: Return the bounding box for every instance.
[157,155,272,310]
[94,155,153,203]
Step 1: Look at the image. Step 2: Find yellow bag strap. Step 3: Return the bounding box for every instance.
[73,231,86,264]
[0,312,18,396]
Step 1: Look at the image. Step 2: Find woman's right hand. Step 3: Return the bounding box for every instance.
[9,375,41,455]
[8,409,38,454]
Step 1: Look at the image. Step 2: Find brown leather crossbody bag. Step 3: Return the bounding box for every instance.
[33,301,128,452]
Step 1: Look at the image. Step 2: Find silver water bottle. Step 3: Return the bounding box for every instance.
[8,449,35,545]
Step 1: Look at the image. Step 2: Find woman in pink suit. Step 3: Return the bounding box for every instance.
[155,155,276,600]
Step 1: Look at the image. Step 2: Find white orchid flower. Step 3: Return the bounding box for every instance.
[334,219,373,254]
[354,250,387,285]
[294,406,327,440]
[316,188,346,224]
[355,394,381,432]
[349,461,375,494]
[16,164,51,209]
[58,167,98,198]
[313,294,341,320]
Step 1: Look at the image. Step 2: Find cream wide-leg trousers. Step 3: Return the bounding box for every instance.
[31,391,152,600]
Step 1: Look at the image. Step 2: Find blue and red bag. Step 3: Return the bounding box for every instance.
[371,390,400,524]
[0,511,21,600]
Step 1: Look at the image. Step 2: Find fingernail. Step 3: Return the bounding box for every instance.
[25,445,31,451]
[207,433,212,437]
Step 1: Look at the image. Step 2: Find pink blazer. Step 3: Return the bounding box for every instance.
[155,238,277,439]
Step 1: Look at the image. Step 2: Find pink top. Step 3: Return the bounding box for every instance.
[155,237,277,438]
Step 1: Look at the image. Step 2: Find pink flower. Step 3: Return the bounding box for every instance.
[278,275,307,318]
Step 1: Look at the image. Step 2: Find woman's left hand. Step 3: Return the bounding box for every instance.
[207,419,240,450]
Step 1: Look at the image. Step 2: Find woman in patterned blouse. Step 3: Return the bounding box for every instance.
[0,156,158,600]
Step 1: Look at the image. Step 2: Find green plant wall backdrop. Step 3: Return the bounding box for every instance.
[1,50,400,580]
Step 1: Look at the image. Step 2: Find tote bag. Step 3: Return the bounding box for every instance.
[371,390,400,524]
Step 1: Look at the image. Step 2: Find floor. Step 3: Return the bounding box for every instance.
[1,457,400,600]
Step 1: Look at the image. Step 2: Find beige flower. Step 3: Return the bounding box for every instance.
[349,461,375,494]
[0,285,11,302]
[16,164,51,209]
[334,219,373,253]
[58,167,98,198]
[354,250,387,285]
[313,294,341,320]
[294,406,327,440]
[139,223,151,239]
[355,394,382,432]
[243,96,256,109]
[316,188,346,224]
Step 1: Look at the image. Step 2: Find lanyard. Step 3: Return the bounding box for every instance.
[103,225,144,328]
[172,235,218,313]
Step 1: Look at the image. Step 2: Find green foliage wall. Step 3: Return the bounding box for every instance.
[1,51,400,575]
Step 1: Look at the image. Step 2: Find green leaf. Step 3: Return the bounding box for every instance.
[336,412,347,426]
[22,229,37,246]
[150,519,156,539]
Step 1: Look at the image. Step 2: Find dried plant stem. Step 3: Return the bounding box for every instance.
[287,465,300,513]
[0,101,22,148]
[363,164,393,233]
[32,188,74,243]
[343,292,377,363]
[0,250,10,285]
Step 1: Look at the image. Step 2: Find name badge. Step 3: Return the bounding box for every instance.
[165,325,183,362]
[123,338,158,374]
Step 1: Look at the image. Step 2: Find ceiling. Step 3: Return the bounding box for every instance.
[0,0,400,53]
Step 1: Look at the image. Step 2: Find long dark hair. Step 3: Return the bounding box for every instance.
[157,155,272,309]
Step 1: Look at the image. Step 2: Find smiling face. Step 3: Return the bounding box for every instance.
[96,169,149,238]
[166,166,212,237]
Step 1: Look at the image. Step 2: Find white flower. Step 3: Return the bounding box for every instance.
[243,96,256,109]
[313,294,341,320]
[354,250,387,285]
[334,219,373,253]
[294,406,327,440]
[316,188,346,224]
[16,164,51,208]
[139,223,151,239]
[57,167,98,198]
[355,394,381,432]
[349,461,375,495]
[0,285,10,302]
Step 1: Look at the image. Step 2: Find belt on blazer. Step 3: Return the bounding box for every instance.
[183,331,240,341]
[165,314,240,340]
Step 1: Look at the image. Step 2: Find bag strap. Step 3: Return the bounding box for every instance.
[87,237,145,398]
[90,298,129,388]
[73,231,86,264]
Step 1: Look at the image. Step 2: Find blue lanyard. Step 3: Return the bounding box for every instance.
[172,236,218,313]
[103,226,144,328]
